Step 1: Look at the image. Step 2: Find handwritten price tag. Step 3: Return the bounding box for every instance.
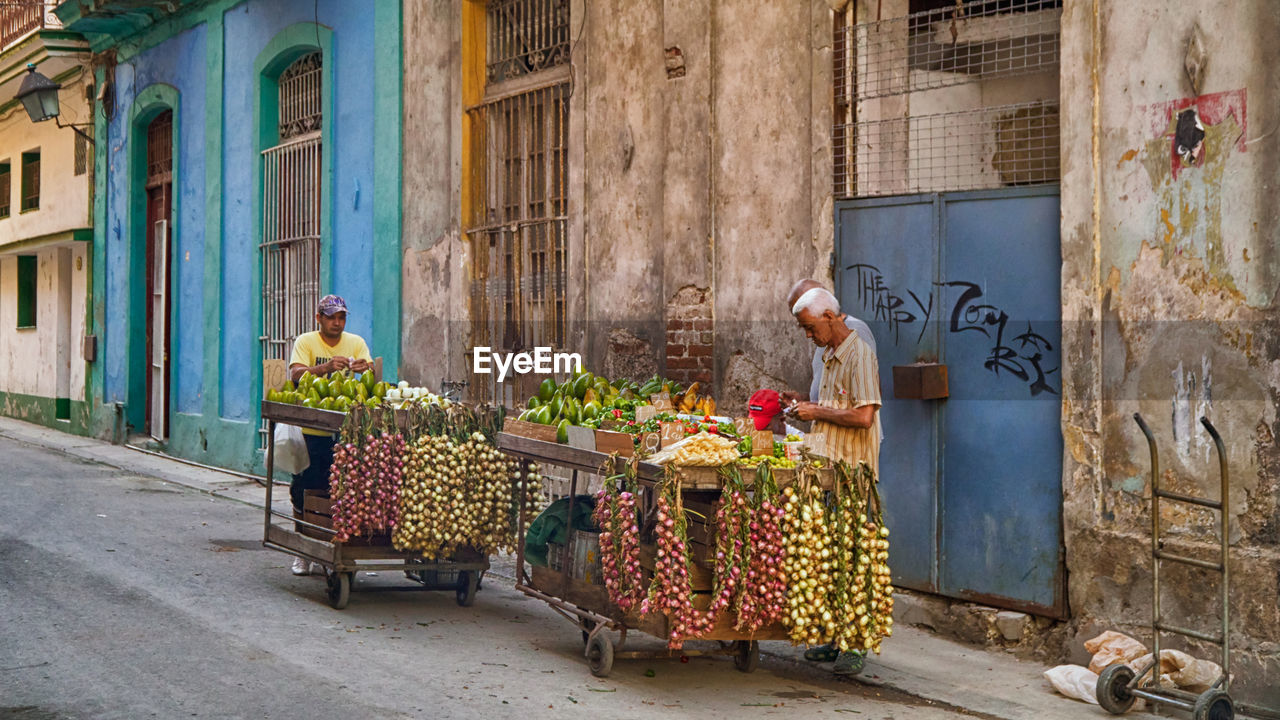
[651,392,674,412]
[659,421,685,448]
[641,432,661,454]
[263,359,287,398]
[635,404,658,423]
[751,430,774,457]
[733,417,753,436]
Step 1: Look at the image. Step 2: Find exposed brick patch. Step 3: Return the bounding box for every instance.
[664,286,713,386]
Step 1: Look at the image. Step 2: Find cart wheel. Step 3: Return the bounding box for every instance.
[456,570,479,607]
[326,571,352,610]
[733,640,760,673]
[587,633,614,678]
[1096,664,1137,714]
[1193,689,1234,720]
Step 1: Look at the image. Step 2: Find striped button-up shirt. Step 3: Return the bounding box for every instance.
[814,330,882,477]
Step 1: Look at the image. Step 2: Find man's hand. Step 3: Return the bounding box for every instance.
[329,356,350,372]
[350,358,371,373]
[792,401,821,421]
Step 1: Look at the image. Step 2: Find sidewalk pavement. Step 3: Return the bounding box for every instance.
[0,414,1159,720]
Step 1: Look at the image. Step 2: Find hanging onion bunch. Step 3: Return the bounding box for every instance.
[391,403,526,555]
[708,467,751,619]
[846,462,894,653]
[734,462,788,632]
[781,467,837,646]
[329,407,404,542]
[593,465,645,612]
[642,471,714,647]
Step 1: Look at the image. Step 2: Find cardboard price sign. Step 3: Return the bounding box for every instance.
[733,417,753,437]
[659,421,685,448]
[263,360,287,398]
[640,431,661,454]
[635,404,658,423]
[650,392,674,412]
[751,429,774,457]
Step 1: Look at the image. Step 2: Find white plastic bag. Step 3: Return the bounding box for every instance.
[1086,630,1149,674]
[1044,665,1099,704]
[273,423,310,475]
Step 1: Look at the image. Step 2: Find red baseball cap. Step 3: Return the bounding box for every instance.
[748,389,782,430]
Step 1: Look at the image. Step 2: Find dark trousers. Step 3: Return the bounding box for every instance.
[291,433,336,513]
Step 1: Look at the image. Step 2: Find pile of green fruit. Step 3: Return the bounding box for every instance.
[514,371,689,443]
[266,369,393,412]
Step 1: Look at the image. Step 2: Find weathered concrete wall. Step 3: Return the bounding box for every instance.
[400,0,467,392]
[1060,0,1280,703]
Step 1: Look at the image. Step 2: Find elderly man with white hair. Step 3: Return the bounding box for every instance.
[788,283,883,675]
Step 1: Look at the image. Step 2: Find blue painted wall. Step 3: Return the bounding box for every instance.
[220,0,377,421]
[102,24,207,418]
[91,0,390,469]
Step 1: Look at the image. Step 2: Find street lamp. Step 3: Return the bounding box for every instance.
[14,64,94,145]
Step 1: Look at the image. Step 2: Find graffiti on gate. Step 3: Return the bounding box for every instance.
[847,264,1058,397]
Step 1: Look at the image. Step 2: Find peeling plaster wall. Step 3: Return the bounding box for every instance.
[401,0,468,392]
[408,2,836,408]
[1061,0,1280,702]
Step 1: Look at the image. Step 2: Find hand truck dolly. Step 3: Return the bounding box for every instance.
[1095,413,1280,720]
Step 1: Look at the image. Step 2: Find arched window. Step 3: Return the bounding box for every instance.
[261,52,322,371]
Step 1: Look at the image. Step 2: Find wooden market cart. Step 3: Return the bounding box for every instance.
[261,400,490,609]
[496,431,797,677]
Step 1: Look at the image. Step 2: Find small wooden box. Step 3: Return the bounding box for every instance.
[300,491,390,546]
[892,362,949,400]
[502,417,559,443]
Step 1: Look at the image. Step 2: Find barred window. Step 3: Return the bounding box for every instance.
[467,1,570,405]
[0,162,9,218]
[145,110,172,187]
[20,150,38,212]
[260,51,323,448]
[75,128,90,176]
[834,0,1061,198]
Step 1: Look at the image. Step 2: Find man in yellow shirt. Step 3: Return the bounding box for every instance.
[790,286,882,675]
[286,294,373,575]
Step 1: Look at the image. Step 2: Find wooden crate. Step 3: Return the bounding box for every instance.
[299,491,391,547]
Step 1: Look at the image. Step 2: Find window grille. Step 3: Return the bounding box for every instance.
[278,52,322,139]
[260,53,323,448]
[20,151,38,212]
[466,82,569,405]
[486,0,571,84]
[0,162,9,218]
[17,254,36,328]
[74,128,90,176]
[834,0,1060,198]
[145,110,172,187]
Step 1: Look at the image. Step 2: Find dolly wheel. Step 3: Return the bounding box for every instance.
[1193,689,1234,720]
[733,640,760,673]
[1096,664,1136,714]
[326,571,351,610]
[456,571,479,607]
[586,633,614,678]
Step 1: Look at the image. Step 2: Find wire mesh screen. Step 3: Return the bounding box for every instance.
[486,0,571,84]
[834,0,1060,198]
[839,100,1059,196]
[465,82,569,407]
[842,0,1059,102]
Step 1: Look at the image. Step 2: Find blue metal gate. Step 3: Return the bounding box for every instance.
[834,186,1065,617]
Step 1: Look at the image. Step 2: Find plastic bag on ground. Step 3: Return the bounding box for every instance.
[1085,630,1149,674]
[273,423,310,475]
[1044,665,1099,704]
[1131,649,1223,692]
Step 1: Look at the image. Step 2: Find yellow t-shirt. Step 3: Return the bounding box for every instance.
[289,331,372,436]
[289,331,372,370]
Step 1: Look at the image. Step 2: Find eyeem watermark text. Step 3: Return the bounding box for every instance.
[472,347,583,382]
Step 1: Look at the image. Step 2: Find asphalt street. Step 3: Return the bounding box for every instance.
[0,433,976,720]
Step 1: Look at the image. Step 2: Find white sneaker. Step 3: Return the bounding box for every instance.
[309,562,326,576]
[291,556,310,575]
